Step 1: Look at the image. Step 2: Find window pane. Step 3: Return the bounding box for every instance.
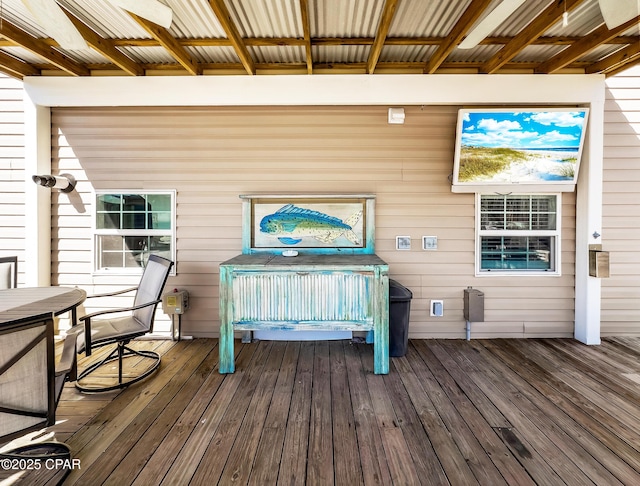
[480,195,557,232]
[531,213,556,230]
[481,213,502,230]
[101,251,124,268]
[97,213,120,229]
[531,195,556,212]
[95,192,174,273]
[506,196,529,213]
[96,194,122,212]
[122,212,150,229]
[152,212,172,230]
[480,195,504,212]
[99,235,122,251]
[96,194,122,229]
[480,236,553,271]
[505,213,530,230]
[146,194,171,212]
[125,235,148,253]
[122,195,148,212]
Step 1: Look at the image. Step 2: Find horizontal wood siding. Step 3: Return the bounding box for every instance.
[603,66,640,336]
[0,75,25,284]
[51,105,575,338]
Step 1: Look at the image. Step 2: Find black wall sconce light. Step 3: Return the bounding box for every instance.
[32,174,76,193]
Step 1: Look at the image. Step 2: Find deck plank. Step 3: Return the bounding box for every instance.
[307,341,334,485]
[330,341,364,486]
[390,349,479,485]
[360,348,421,485]
[474,340,625,485]
[17,337,639,486]
[379,360,448,485]
[218,341,286,485]
[412,341,529,486]
[185,341,274,484]
[104,340,219,485]
[343,342,393,486]
[64,340,207,485]
[486,339,640,484]
[277,341,314,486]
[249,341,300,485]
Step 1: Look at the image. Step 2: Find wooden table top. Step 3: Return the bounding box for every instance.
[0,286,86,324]
[221,253,388,268]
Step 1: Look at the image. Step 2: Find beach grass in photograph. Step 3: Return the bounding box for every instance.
[458,146,530,182]
[556,161,575,178]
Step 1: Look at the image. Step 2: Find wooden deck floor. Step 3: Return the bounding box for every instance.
[4,337,640,485]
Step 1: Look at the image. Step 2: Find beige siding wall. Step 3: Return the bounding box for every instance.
[602,66,640,336]
[52,105,576,338]
[0,75,25,283]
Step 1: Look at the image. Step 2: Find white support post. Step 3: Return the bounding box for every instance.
[574,99,604,344]
[24,95,52,287]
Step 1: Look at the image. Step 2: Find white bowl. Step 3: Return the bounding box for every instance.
[282,250,298,257]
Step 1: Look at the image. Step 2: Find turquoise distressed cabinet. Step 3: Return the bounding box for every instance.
[219,254,389,374]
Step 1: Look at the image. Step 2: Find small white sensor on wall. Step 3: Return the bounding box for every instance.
[396,236,411,250]
[388,107,405,124]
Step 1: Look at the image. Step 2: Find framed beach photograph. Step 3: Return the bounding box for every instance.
[451,107,589,192]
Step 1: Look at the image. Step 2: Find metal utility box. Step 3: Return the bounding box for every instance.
[464,287,484,322]
[162,289,189,315]
[589,244,610,278]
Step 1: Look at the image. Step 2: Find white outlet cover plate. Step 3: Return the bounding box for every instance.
[423,236,437,250]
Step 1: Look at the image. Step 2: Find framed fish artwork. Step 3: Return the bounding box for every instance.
[239,194,376,254]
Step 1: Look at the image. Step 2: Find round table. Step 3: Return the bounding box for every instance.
[0,286,86,325]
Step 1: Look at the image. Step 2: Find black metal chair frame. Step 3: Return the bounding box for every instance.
[74,254,173,393]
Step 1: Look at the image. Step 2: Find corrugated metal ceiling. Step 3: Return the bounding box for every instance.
[0,0,637,78]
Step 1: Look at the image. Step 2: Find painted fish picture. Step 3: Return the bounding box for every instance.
[259,204,363,246]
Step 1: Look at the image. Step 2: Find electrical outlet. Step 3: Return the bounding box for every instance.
[430,300,443,317]
[423,236,437,250]
[396,236,411,250]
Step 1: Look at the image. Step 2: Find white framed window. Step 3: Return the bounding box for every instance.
[94,190,176,275]
[476,193,560,276]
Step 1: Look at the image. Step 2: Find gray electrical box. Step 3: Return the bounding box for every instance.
[464,287,484,322]
[162,289,189,315]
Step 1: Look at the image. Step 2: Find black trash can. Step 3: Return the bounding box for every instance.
[389,279,412,357]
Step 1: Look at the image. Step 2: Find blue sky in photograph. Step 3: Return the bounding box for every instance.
[460,110,588,149]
